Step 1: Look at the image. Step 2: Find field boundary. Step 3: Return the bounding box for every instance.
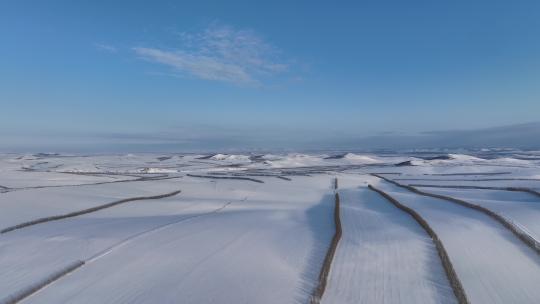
[0,260,85,304]
[0,175,183,194]
[395,178,540,182]
[407,184,540,198]
[372,174,540,255]
[4,197,244,303]
[1,190,181,234]
[368,185,469,304]
[310,178,342,304]
[186,174,264,183]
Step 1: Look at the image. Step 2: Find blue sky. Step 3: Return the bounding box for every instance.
[1,1,539,151]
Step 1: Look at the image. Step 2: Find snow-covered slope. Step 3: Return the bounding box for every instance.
[2,151,540,303]
[322,183,456,304]
[2,176,336,304]
[377,181,540,304]
[0,179,182,230]
[417,187,540,242]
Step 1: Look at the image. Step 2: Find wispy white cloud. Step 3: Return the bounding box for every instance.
[133,47,255,83]
[133,25,288,85]
[94,43,117,53]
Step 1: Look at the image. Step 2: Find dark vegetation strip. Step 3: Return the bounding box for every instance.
[425,172,511,176]
[368,185,469,304]
[0,175,182,194]
[186,174,264,183]
[61,171,168,178]
[395,178,540,182]
[0,260,85,304]
[373,174,540,255]
[368,172,402,175]
[0,190,181,234]
[278,171,311,176]
[408,184,540,198]
[310,178,342,304]
[209,172,292,180]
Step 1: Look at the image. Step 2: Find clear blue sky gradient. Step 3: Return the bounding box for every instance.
[1,1,539,151]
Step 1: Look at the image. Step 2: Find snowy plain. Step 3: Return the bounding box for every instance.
[1,150,540,303]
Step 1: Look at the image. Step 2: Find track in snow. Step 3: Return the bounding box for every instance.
[20,195,330,304]
[3,198,241,304]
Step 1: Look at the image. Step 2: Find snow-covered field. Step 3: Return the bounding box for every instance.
[1,150,540,303]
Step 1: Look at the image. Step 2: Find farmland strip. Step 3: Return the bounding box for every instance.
[368,185,469,304]
[1,190,181,234]
[372,174,540,255]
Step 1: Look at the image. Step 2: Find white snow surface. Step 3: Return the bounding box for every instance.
[377,181,540,304]
[1,175,335,304]
[2,151,540,303]
[322,177,456,304]
[417,187,540,242]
